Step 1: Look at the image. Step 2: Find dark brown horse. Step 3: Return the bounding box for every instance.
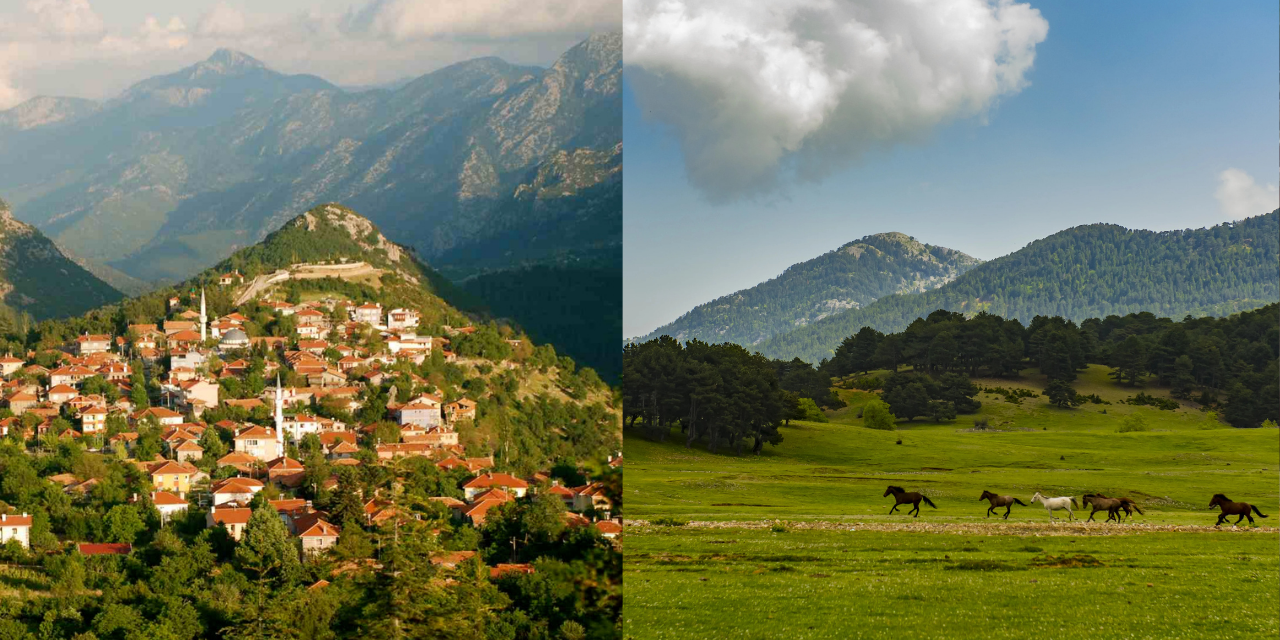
[1095,493,1144,521]
[1081,494,1124,523]
[978,490,1026,519]
[884,486,937,517]
[1209,494,1269,526]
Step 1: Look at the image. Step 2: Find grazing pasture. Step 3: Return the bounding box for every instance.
[623,365,1279,638]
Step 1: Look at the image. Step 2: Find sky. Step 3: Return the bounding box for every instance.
[623,0,1279,339]
[0,0,619,107]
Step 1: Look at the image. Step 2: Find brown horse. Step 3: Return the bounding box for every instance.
[884,486,937,517]
[1209,494,1269,526]
[1096,494,1144,521]
[1081,494,1124,523]
[978,490,1026,519]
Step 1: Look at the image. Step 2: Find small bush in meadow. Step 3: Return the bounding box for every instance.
[1117,413,1149,433]
[862,399,896,431]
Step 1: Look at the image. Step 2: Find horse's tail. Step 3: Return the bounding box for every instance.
[1071,497,1079,509]
[1252,505,1268,518]
[1013,498,1027,506]
[1130,503,1144,515]
[922,496,937,509]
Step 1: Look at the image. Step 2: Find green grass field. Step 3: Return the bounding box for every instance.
[623,365,1280,639]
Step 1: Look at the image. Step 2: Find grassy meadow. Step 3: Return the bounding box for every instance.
[623,365,1280,639]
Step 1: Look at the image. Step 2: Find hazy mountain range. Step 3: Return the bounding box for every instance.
[0,33,621,379]
[640,211,1280,365]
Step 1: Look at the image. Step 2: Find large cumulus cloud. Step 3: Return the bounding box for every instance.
[624,0,1049,201]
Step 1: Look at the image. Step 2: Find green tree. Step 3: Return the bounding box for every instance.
[861,399,895,431]
[104,504,146,544]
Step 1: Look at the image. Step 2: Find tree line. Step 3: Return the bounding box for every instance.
[823,305,1277,428]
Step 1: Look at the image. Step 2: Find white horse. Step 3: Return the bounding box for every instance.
[1030,492,1078,521]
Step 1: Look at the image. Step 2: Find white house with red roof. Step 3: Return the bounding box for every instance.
[462,473,529,500]
[0,356,24,377]
[386,308,419,331]
[396,394,442,429]
[352,303,383,326]
[296,516,340,556]
[74,334,112,356]
[134,406,184,427]
[148,491,189,523]
[207,506,252,541]
[0,513,32,548]
[49,365,97,387]
[233,425,283,461]
[212,477,265,506]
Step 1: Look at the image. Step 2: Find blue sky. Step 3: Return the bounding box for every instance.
[623,1,1278,338]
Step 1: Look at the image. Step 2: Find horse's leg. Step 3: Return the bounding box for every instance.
[986,506,993,518]
[1087,508,1096,522]
[1003,506,1011,519]
[1235,514,1245,525]
[1246,513,1255,524]
[911,502,921,517]
[889,502,899,514]
[1216,513,1226,525]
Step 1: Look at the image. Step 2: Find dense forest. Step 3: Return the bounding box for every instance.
[823,304,1278,428]
[463,260,621,385]
[629,232,979,347]
[622,338,849,454]
[759,211,1280,364]
[626,304,1278,449]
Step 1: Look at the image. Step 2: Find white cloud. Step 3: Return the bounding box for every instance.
[1216,168,1279,220]
[0,0,615,110]
[624,0,1049,201]
[25,0,104,39]
[196,3,247,38]
[344,0,619,40]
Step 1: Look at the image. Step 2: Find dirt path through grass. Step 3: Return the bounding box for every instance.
[628,519,1279,536]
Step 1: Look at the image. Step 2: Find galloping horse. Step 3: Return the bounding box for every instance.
[978,490,1026,519]
[1209,494,1269,526]
[1094,493,1144,521]
[1081,494,1124,523]
[1030,492,1077,521]
[883,486,937,517]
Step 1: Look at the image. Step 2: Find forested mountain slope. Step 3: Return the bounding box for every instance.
[0,199,122,326]
[759,210,1280,363]
[630,232,980,347]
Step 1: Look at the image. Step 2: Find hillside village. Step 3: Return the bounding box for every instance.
[0,278,621,557]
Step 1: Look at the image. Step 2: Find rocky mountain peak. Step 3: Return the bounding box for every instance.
[201,48,267,75]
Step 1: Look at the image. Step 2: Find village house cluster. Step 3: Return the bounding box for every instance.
[0,285,619,560]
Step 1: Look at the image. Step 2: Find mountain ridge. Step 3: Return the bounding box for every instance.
[756,210,1280,363]
[629,231,981,347]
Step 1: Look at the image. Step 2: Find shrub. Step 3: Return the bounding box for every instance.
[651,517,687,527]
[1124,393,1179,411]
[861,399,896,431]
[1116,413,1149,433]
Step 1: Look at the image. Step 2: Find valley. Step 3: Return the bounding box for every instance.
[623,364,1279,639]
